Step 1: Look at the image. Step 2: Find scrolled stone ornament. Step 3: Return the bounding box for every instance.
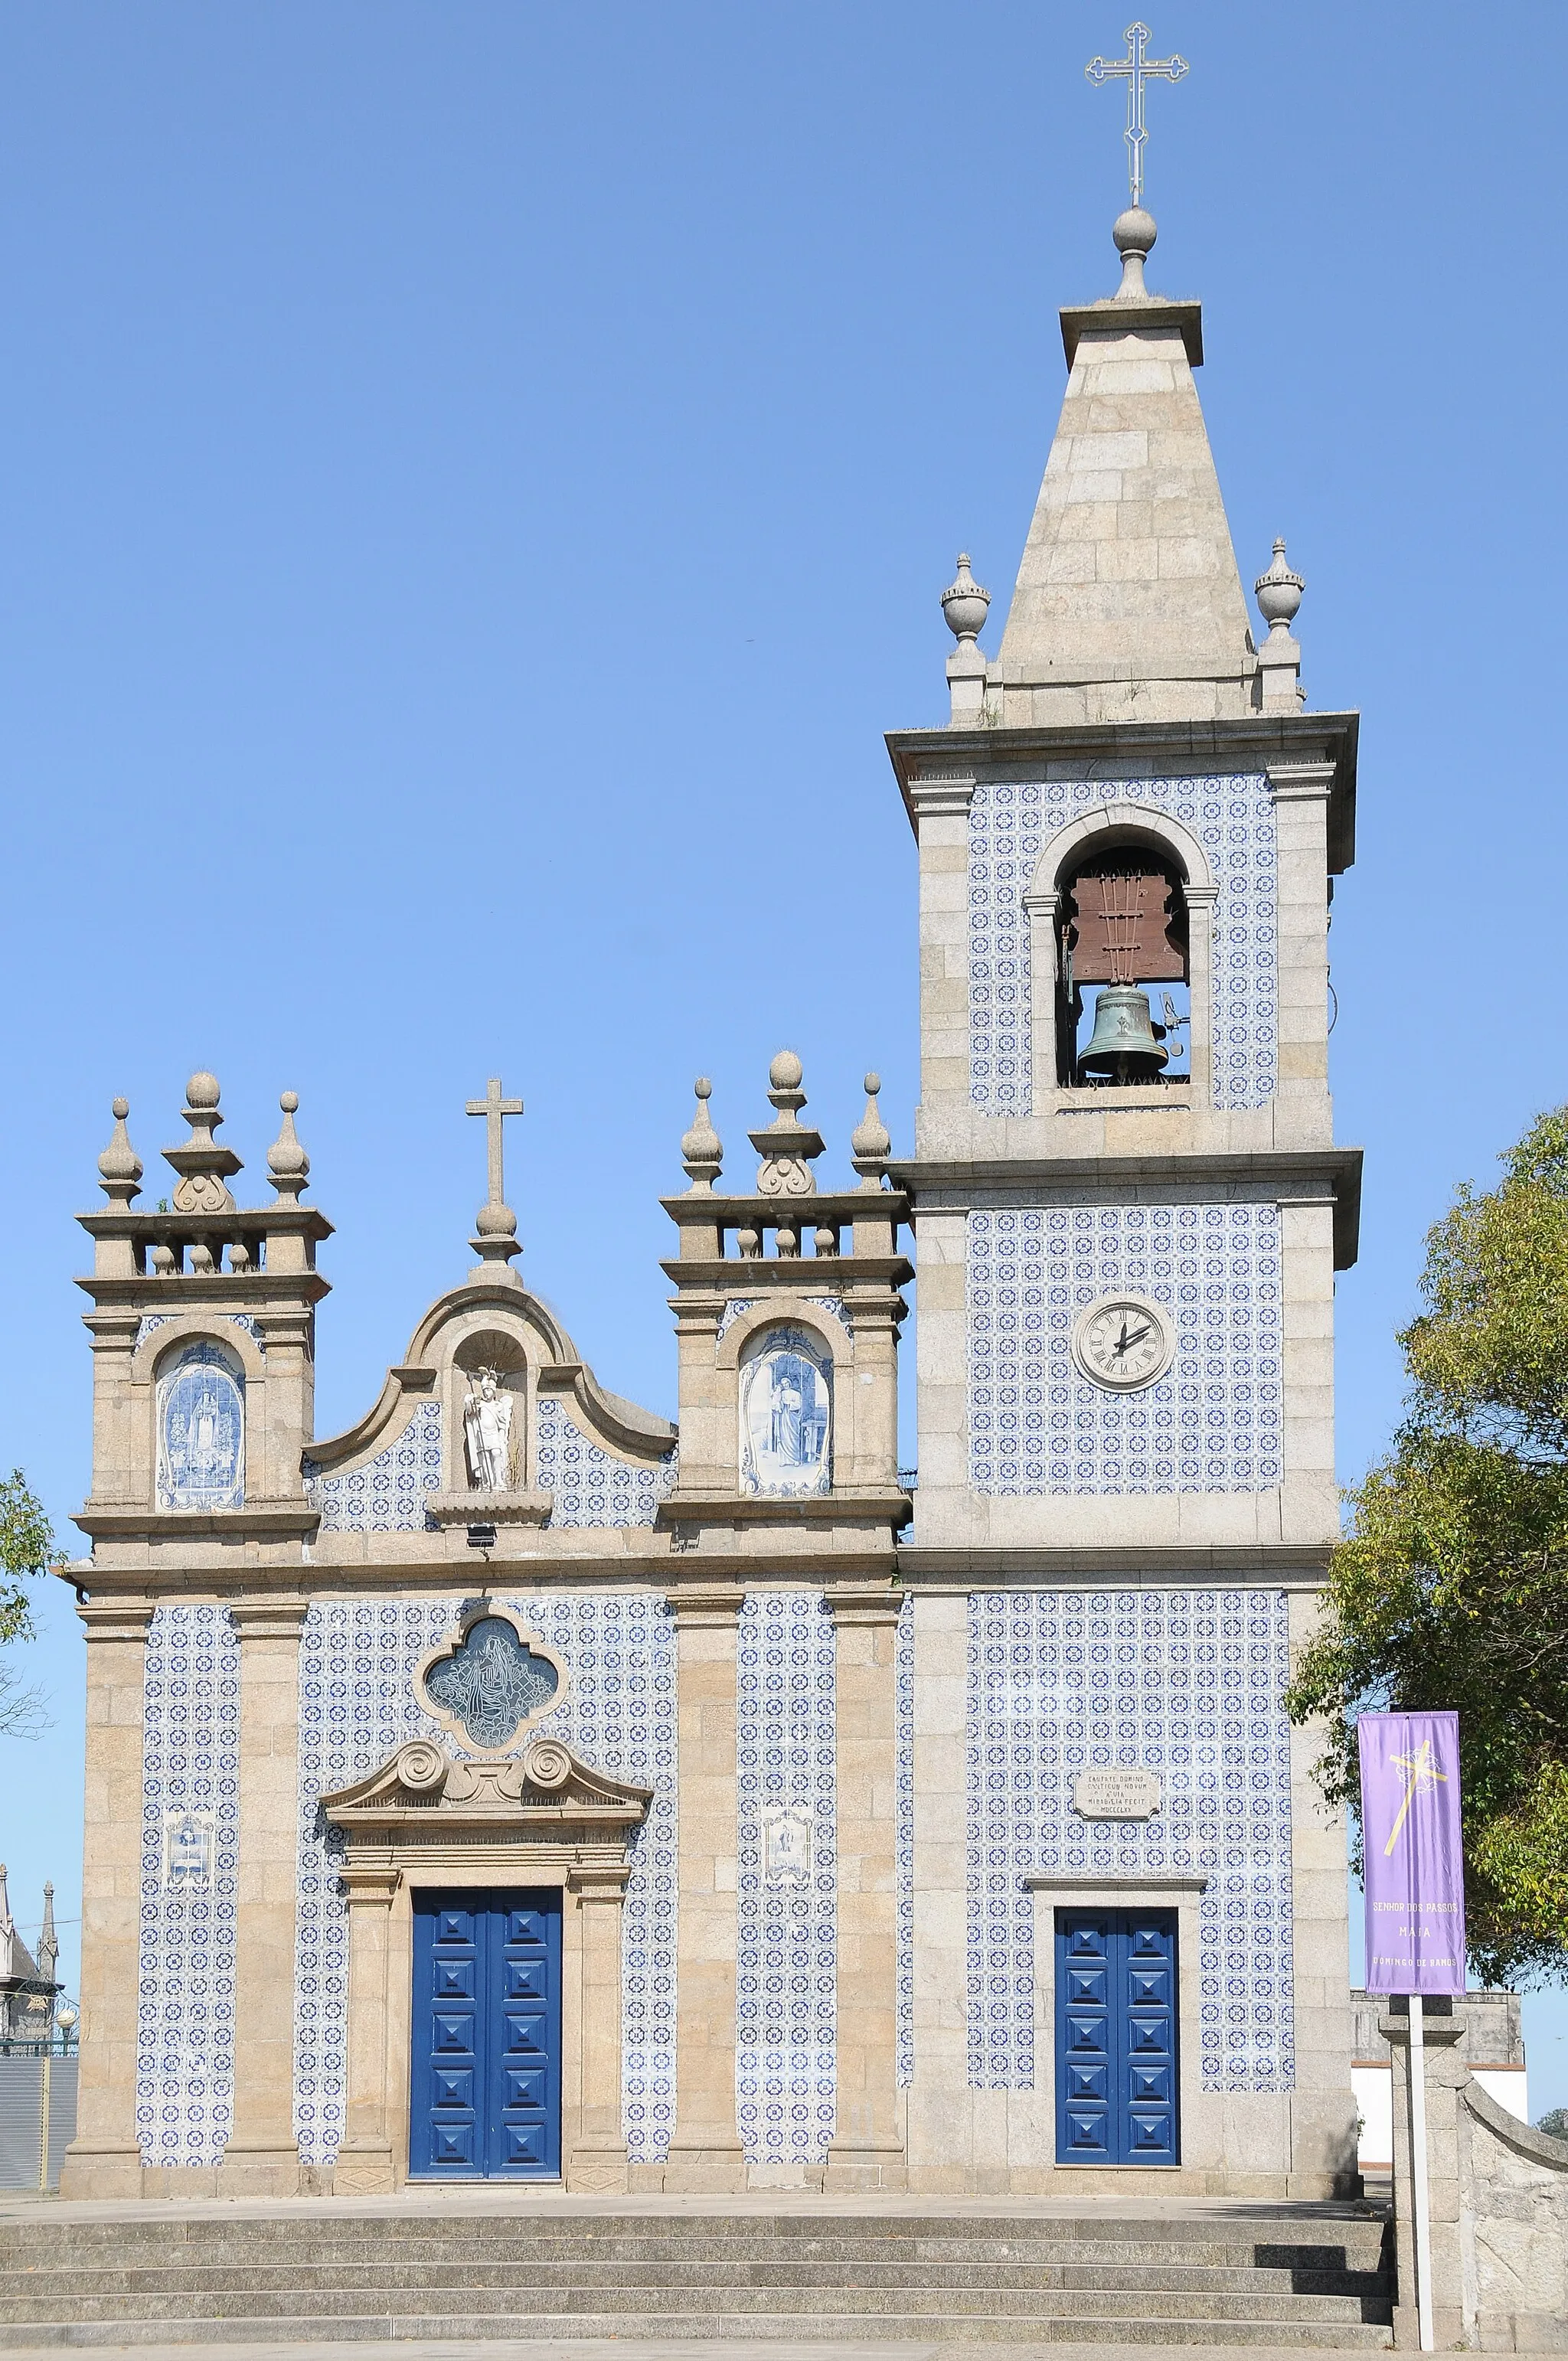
[523,1739,573,1791]
[397,1739,448,1792]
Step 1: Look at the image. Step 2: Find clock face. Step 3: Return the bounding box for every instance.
[1072,1296,1174,1391]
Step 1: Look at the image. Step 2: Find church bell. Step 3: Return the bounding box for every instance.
[1078,982,1168,1081]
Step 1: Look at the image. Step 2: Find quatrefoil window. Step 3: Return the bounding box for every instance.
[420,1615,562,1751]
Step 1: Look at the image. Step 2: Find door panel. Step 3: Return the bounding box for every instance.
[1055,1908,1179,2165]
[411,1889,561,2179]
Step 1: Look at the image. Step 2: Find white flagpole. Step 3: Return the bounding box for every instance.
[1409,1992,1434,2352]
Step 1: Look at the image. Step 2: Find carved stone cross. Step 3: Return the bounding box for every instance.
[466,1076,523,1210]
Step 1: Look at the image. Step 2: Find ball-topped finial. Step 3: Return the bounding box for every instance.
[681,1076,724,1193]
[851,1072,892,1189]
[186,1070,220,1110]
[1112,206,1157,299]
[769,1049,802,1094]
[96,1096,142,1201]
[267,1089,310,1199]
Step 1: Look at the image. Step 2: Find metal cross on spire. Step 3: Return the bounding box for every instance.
[1086,21,1188,209]
[466,1076,523,1211]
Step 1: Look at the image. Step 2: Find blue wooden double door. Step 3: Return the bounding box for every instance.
[410,1889,562,2179]
[1055,1909,1180,2164]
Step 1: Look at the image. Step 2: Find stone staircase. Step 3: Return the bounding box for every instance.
[0,2204,1396,2348]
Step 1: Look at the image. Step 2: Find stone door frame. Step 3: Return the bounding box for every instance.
[320,1737,651,2193]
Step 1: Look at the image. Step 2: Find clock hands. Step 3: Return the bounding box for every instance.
[1108,1318,1152,1361]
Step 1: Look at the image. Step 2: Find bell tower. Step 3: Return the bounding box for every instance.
[887,197,1364,2192]
[892,201,1360,1554]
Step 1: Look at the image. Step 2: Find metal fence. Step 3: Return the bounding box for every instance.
[0,2049,80,2192]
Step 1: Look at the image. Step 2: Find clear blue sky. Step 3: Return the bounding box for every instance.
[2,2,1566,2112]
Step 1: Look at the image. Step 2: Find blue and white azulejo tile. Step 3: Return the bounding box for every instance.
[967,773,1277,1115]
[967,1201,1282,1497]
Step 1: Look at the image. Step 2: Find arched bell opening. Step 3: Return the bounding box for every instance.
[1055,838,1191,1089]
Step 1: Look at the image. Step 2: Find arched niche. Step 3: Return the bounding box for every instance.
[449,1325,531,1494]
[154,1337,246,1512]
[1023,801,1219,1104]
[736,1321,833,1498]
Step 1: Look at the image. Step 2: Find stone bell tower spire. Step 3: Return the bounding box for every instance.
[991,204,1256,725]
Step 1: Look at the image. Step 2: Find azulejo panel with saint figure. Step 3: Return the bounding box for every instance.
[738,1326,832,1497]
[156,1343,244,1511]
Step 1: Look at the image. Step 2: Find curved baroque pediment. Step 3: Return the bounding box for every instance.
[320,1734,653,1844]
[300,1275,676,1536]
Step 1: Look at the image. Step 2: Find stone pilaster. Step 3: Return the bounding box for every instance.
[220,1596,309,2193]
[332,1865,400,2195]
[59,1598,155,2199]
[1285,1588,1360,2198]
[1383,2000,1468,2350]
[662,1583,746,2190]
[566,1862,631,2192]
[905,1589,973,2191]
[823,1582,905,2189]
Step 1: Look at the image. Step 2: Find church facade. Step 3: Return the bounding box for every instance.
[61,205,1363,2201]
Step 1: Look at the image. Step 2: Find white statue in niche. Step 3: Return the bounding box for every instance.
[739,1327,831,1497]
[462,1367,514,1491]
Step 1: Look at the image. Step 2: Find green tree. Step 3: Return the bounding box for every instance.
[1286,1109,1568,1988]
[0,1468,55,1738]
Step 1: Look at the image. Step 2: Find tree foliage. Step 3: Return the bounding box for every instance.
[1285,1109,1568,1987]
[0,1469,54,1739]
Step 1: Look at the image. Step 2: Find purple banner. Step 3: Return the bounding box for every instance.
[1358,1710,1466,1994]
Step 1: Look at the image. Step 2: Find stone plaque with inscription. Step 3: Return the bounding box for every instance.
[1071,1767,1163,1821]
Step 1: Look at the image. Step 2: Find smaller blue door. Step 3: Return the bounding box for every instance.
[410,1889,561,2179]
[1056,1908,1179,2164]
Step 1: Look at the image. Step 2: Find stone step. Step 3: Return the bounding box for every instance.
[0,2210,1387,2246]
[0,2260,1393,2300]
[0,2204,1394,2350]
[0,2285,1393,2325]
[0,2226,1394,2265]
[0,2311,1397,2350]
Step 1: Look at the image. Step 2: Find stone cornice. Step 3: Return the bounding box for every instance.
[663,1582,746,1626]
[76,1271,331,1313]
[227,1596,311,1641]
[823,1581,905,1628]
[1024,1872,1211,1893]
[74,1598,155,1639]
[895,1544,1333,1586]
[73,1501,319,1543]
[890,1146,1364,1271]
[658,1491,911,1528]
[1059,295,1203,369]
